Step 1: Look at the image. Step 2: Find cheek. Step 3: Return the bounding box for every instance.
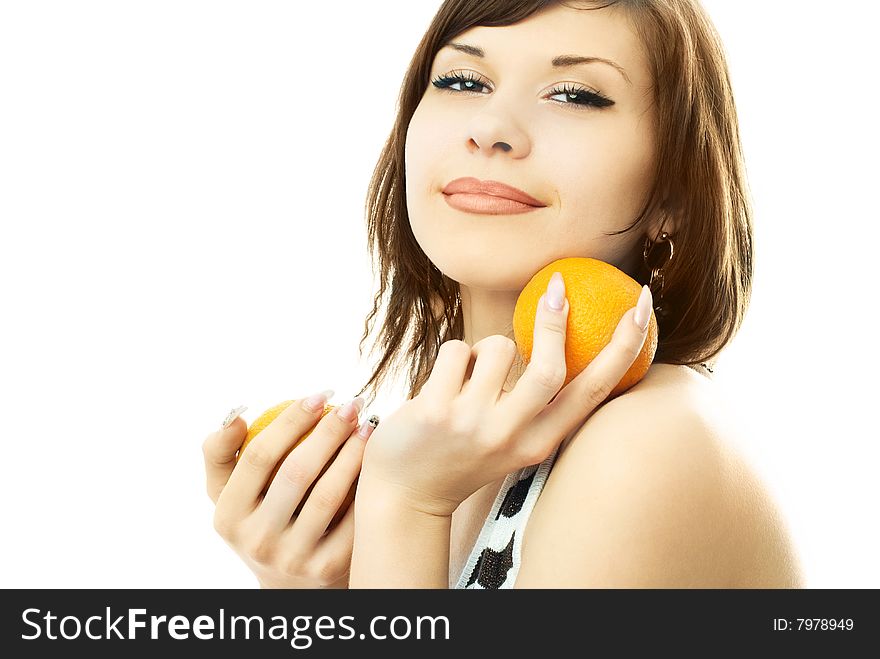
[404,103,443,256]
[404,101,446,200]
[549,119,655,221]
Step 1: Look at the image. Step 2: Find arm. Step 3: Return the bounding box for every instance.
[349,478,452,588]
[345,289,660,588]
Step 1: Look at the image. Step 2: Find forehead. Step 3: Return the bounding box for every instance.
[436,4,647,85]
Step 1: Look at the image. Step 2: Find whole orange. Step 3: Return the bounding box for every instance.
[512,257,658,399]
[236,400,355,529]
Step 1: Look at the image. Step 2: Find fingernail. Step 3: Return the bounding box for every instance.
[633,285,653,331]
[220,405,247,430]
[336,397,365,422]
[357,414,380,440]
[545,272,566,312]
[302,389,335,412]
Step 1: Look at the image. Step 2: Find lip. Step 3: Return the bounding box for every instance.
[441,177,547,209]
[442,192,542,215]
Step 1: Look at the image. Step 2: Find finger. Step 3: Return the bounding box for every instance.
[461,335,518,402]
[496,272,570,432]
[312,498,356,576]
[254,399,363,533]
[202,412,248,504]
[290,431,366,541]
[531,285,652,452]
[418,339,471,401]
[217,392,334,519]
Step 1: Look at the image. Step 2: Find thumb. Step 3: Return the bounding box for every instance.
[203,407,248,504]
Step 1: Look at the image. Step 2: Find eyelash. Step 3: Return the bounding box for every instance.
[430,69,615,110]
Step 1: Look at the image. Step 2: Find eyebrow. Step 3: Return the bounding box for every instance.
[440,41,631,85]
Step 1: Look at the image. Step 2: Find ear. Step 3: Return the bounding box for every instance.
[646,197,682,240]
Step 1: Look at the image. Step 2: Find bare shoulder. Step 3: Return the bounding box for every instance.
[514,364,804,588]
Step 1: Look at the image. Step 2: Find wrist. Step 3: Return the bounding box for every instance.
[355,475,457,520]
[350,477,452,588]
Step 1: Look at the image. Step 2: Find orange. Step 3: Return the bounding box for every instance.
[236,400,355,529]
[512,257,658,400]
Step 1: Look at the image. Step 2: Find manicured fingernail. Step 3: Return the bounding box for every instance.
[220,405,247,430]
[633,285,652,331]
[358,414,380,440]
[302,389,335,412]
[337,397,365,422]
[545,272,566,312]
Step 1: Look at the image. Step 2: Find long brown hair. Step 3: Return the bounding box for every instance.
[353,0,753,407]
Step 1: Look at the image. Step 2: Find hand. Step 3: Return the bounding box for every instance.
[360,278,653,517]
[202,394,371,588]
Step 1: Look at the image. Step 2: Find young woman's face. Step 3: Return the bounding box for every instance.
[405,3,658,290]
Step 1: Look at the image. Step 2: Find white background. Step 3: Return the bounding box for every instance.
[1,1,877,589]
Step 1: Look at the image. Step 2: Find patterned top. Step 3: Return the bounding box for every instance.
[452,443,561,589]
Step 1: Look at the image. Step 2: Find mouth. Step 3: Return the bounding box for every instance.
[441,177,547,215]
[441,192,543,215]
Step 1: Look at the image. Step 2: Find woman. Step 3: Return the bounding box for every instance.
[203,0,803,588]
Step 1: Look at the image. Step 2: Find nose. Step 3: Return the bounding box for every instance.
[466,106,530,158]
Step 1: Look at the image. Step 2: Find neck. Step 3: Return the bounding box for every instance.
[460,284,528,392]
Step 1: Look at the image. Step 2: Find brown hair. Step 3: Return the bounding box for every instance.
[353,0,753,407]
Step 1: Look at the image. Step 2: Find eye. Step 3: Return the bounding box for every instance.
[431,71,615,110]
[546,83,615,110]
[431,70,491,95]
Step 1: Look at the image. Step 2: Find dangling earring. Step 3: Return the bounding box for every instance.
[641,231,715,375]
[642,230,674,322]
